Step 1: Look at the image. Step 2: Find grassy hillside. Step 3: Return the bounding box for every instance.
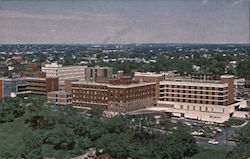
[0,117,28,157]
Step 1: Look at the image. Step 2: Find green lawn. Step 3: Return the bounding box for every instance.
[0,117,29,157]
[186,145,229,159]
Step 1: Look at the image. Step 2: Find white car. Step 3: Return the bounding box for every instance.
[191,131,204,136]
[208,139,219,145]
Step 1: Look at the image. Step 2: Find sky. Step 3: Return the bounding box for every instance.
[0,0,249,44]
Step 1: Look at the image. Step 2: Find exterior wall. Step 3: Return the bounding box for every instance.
[220,75,235,104]
[24,65,39,72]
[85,67,113,83]
[47,91,72,105]
[71,82,108,107]
[0,77,58,98]
[157,75,241,123]
[157,100,240,123]
[70,81,156,112]
[42,63,86,90]
[22,71,46,78]
[46,78,59,93]
[25,77,59,95]
[26,78,47,95]
[233,111,249,119]
[0,78,27,98]
[108,98,154,113]
[133,73,164,106]
[159,80,229,106]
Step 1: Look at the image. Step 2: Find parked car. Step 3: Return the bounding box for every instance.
[208,139,219,145]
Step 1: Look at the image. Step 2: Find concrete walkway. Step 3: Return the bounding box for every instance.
[232,120,249,128]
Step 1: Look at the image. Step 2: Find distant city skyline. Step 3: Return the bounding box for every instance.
[0,0,249,44]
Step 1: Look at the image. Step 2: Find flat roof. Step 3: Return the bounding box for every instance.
[160,80,228,87]
[134,72,164,77]
[72,81,156,88]
[48,90,71,95]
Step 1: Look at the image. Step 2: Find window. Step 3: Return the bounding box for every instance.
[218,102,224,105]
[218,88,224,91]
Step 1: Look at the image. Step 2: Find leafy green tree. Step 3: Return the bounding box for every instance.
[75,137,92,151]
[43,124,75,151]
[88,106,104,118]
[104,116,129,133]
[25,114,56,129]
[22,132,44,159]
[96,133,131,159]
[170,125,197,157]
[0,97,25,123]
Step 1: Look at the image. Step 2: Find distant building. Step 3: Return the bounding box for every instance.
[85,66,113,83]
[0,65,59,99]
[85,66,113,82]
[41,63,86,90]
[0,77,27,99]
[11,55,24,62]
[21,77,59,96]
[22,65,46,78]
[66,79,156,113]
[234,78,245,97]
[47,90,72,106]
[189,73,220,80]
[0,63,8,77]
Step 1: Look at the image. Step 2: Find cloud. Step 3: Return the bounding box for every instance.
[201,0,209,6]
[230,0,245,7]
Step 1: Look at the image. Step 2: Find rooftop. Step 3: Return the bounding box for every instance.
[47,90,71,95]
[134,72,164,77]
[164,77,222,84]
[72,80,156,88]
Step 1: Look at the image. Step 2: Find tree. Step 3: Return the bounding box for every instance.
[22,132,44,159]
[75,137,92,151]
[43,124,75,151]
[96,133,131,159]
[104,116,128,133]
[0,97,25,123]
[88,106,104,118]
[170,126,198,157]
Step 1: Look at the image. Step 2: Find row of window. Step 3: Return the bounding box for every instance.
[160,94,225,100]
[160,85,226,91]
[160,89,225,95]
[160,98,225,105]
